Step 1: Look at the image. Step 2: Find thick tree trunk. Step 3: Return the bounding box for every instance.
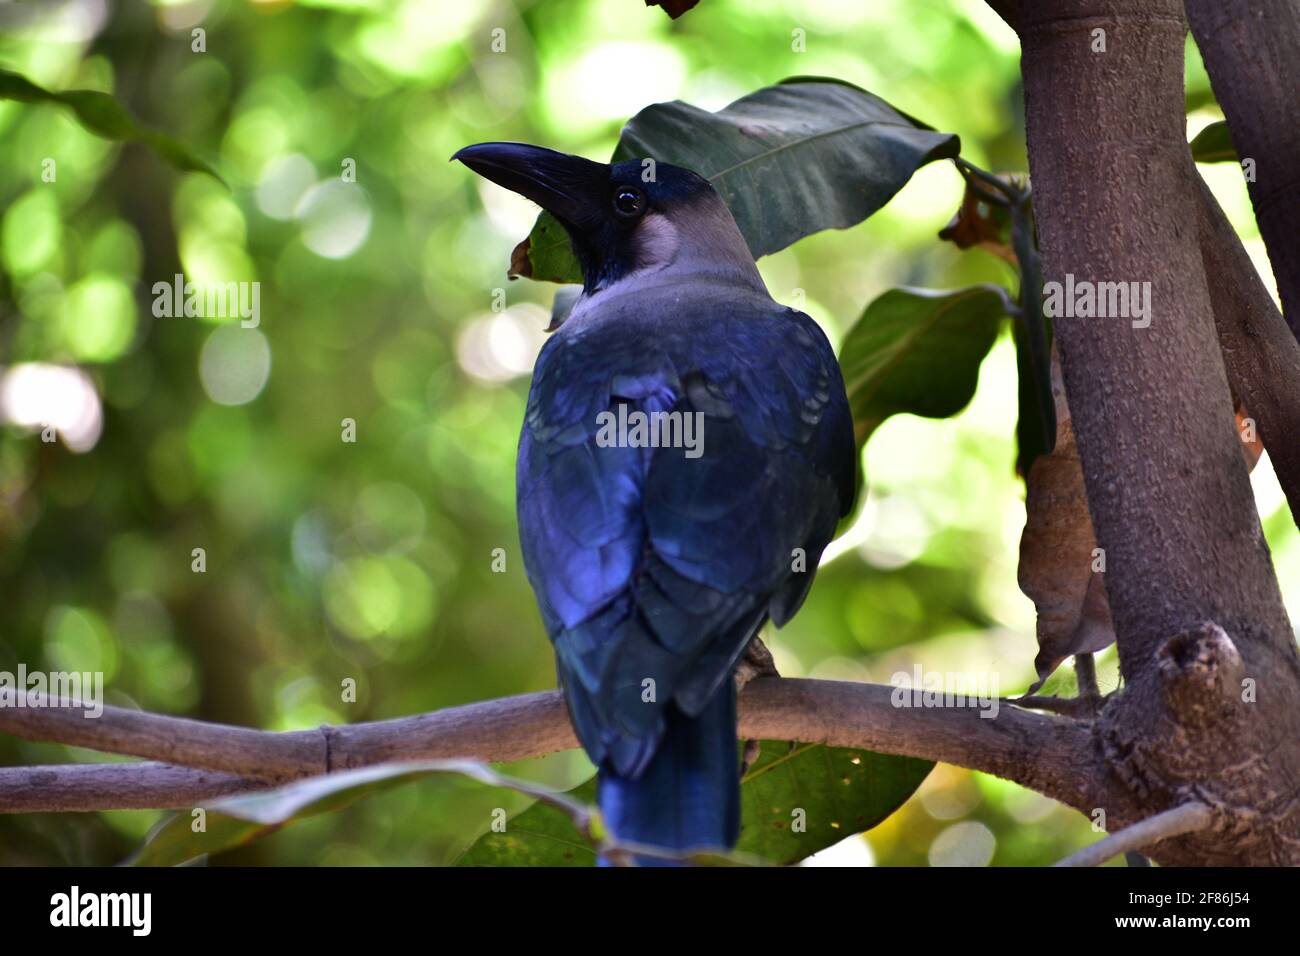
[1016,0,1300,864]
[1185,0,1300,340]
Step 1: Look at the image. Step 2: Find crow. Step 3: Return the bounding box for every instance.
[455,142,856,863]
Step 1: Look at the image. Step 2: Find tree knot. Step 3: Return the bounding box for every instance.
[1156,621,1245,727]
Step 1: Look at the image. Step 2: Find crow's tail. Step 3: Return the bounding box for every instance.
[596,679,740,866]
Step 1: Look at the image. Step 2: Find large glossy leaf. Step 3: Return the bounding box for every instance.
[1190,121,1236,163]
[456,742,932,866]
[839,285,1011,449]
[456,778,601,867]
[129,760,594,866]
[513,78,959,283]
[0,68,222,181]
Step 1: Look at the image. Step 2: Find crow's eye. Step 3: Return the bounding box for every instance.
[612,186,646,219]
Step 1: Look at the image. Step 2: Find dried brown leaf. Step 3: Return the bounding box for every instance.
[1018,353,1113,691]
[1019,356,1261,692]
[508,237,533,279]
[938,176,1019,266]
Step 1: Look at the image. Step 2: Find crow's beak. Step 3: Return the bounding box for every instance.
[453,142,608,229]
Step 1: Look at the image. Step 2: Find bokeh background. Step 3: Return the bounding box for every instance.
[1,0,1294,866]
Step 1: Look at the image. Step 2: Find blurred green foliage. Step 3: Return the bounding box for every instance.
[1,0,1294,867]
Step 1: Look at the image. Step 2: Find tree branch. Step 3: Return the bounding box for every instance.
[0,687,575,783]
[0,678,1101,816]
[1054,801,1214,867]
[1193,168,1300,526]
[1185,0,1300,340]
[0,762,268,813]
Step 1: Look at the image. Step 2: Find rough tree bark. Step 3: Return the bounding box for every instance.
[1185,0,1300,340]
[0,681,1104,817]
[1012,0,1300,864]
[1194,170,1300,526]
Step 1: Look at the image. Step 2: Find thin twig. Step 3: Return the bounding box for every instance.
[1054,803,1214,867]
[1074,653,1102,714]
[954,157,1023,205]
[1005,694,1105,718]
[1074,653,1100,701]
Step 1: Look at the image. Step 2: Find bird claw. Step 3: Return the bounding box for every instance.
[734,635,780,692]
[737,637,782,776]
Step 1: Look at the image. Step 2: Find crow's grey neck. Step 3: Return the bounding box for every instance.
[581,192,766,307]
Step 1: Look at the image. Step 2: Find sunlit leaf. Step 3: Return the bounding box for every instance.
[508,214,579,282]
[839,285,1011,449]
[0,68,222,182]
[456,742,932,866]
[1190,121,1236,163]
[128,760,593,867]
[456,778,601,867]
[1185,86,1218,113]
[514,78,959,283]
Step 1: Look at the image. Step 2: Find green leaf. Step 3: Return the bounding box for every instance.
[1184,86,1218,113]
[1190,121,1237,163]
[737,742,930,863]
[456,743,932,866]
[56,90,138,139]
[0,68,54,103]
[128,759,594,866]
[1014,307,1055,477]
[514,77,959,283]
[839,285,1011,449]
[509,214,580,281]
[457,778,601,867]
[1008,199,1055,478]
[0,67,222,182]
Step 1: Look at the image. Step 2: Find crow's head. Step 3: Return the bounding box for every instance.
[454,142,759,296]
